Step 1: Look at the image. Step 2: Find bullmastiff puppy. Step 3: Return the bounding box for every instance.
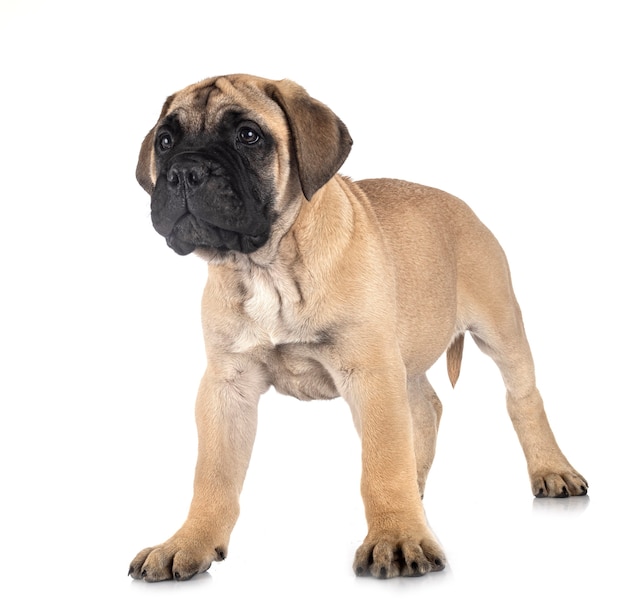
[129,74,587,582]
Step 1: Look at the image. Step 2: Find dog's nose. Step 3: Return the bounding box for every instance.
[167,162,208,190]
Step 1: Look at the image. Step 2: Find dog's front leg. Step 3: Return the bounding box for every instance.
[339,343,446,579]
[129,356,266,582]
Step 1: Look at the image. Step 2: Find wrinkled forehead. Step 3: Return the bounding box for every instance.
[163,75,285,134]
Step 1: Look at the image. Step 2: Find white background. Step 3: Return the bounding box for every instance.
[1,0,624,610]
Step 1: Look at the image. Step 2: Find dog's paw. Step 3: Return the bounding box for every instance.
[353,533,446,579]
[531,470,588,498]
[128,537,226,582]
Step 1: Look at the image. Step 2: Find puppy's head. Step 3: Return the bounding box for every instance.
[136,74,352,258]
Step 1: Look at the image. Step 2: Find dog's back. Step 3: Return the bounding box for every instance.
[354,177,509,374]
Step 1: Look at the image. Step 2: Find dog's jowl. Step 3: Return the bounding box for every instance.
[129,74,587,582]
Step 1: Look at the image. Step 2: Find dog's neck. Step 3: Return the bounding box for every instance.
[203,175,357,276]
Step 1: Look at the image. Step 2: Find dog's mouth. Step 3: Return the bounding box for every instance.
[164,213,269,255]
[150,148,274,256]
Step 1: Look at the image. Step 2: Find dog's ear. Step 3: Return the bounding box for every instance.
[136,95,174,194]
[269,80,353,200]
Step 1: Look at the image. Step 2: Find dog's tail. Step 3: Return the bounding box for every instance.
[446,333,465,388]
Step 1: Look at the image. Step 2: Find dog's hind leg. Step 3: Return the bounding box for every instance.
[464,275,588,498]
[408,374,443,497]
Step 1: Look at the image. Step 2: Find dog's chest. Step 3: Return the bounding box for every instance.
[231,269,308,351]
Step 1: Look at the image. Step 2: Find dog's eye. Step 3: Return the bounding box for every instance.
[157,133,174,151]
[237,127,261,146]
